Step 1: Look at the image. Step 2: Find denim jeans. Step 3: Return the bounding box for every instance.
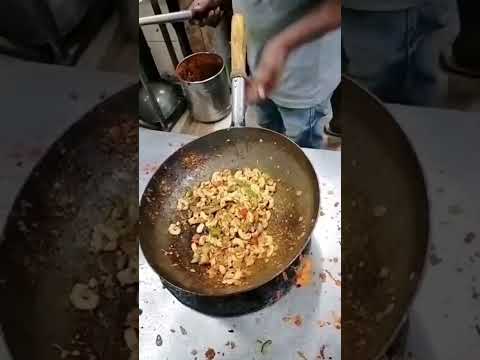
[342,4,447,106]
[252,96,333,149]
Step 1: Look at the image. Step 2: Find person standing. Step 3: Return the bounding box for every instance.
[190,0,341,149]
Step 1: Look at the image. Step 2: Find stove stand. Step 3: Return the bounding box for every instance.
[381,318,409,360]
[162,242,312,317]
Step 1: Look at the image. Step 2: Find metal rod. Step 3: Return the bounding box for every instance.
[165,0,193,56]
[148,0,179,67]
[139,10,192,26]
[140,29,161,80]
[158,23,179,68]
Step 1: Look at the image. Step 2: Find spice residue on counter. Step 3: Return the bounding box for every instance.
[296,256,313,287]
[317,320,331,328]
[297,351,308,359]
[319,272,327,283]
[318,344,326,359]
[142,163,160,176]
[205,347,216,360]
[324,269,341,287]
[180,326,188,335]
[256,339,273,355]
[331,311,341,330]
[429,252,443,266]
[283,314,303,327]
[225,341,236,350]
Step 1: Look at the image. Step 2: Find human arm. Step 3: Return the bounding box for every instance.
[247,0,341,103]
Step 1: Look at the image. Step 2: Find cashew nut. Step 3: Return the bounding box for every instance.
[168,223,181,235]
[70,283,99,310]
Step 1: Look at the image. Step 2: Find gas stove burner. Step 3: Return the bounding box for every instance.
[162,242,312,317]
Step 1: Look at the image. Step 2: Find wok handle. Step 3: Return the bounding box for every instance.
[139,10,193,26]
[231,13,247,79]
[230,13,247,128]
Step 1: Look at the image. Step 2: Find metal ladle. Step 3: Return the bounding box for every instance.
[230,13,247,127]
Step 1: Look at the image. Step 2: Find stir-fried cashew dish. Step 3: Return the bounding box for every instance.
[168,168,278,285]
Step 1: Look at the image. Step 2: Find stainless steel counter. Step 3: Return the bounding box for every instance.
[139,129,341,360]
[387,105,480,359]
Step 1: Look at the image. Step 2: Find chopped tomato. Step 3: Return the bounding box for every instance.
[240,208,248,219]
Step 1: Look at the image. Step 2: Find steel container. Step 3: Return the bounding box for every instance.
[176,52,231,123]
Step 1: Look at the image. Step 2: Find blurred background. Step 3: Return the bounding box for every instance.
[0,0,137,74]
[0,0,477,131]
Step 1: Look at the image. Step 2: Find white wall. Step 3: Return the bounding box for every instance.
[139,0,183,74]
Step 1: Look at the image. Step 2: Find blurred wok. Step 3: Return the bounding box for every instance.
[340,76,429,359]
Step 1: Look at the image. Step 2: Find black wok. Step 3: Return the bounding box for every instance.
[139,127,320,299]
[340,76,430,359]
[0,86,138,360]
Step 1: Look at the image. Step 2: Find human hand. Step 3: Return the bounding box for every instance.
[189,0,224,27]
[246,38,289,104]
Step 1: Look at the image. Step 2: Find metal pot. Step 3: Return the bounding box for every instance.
[176,52,231,123]
[138,80,186,128]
